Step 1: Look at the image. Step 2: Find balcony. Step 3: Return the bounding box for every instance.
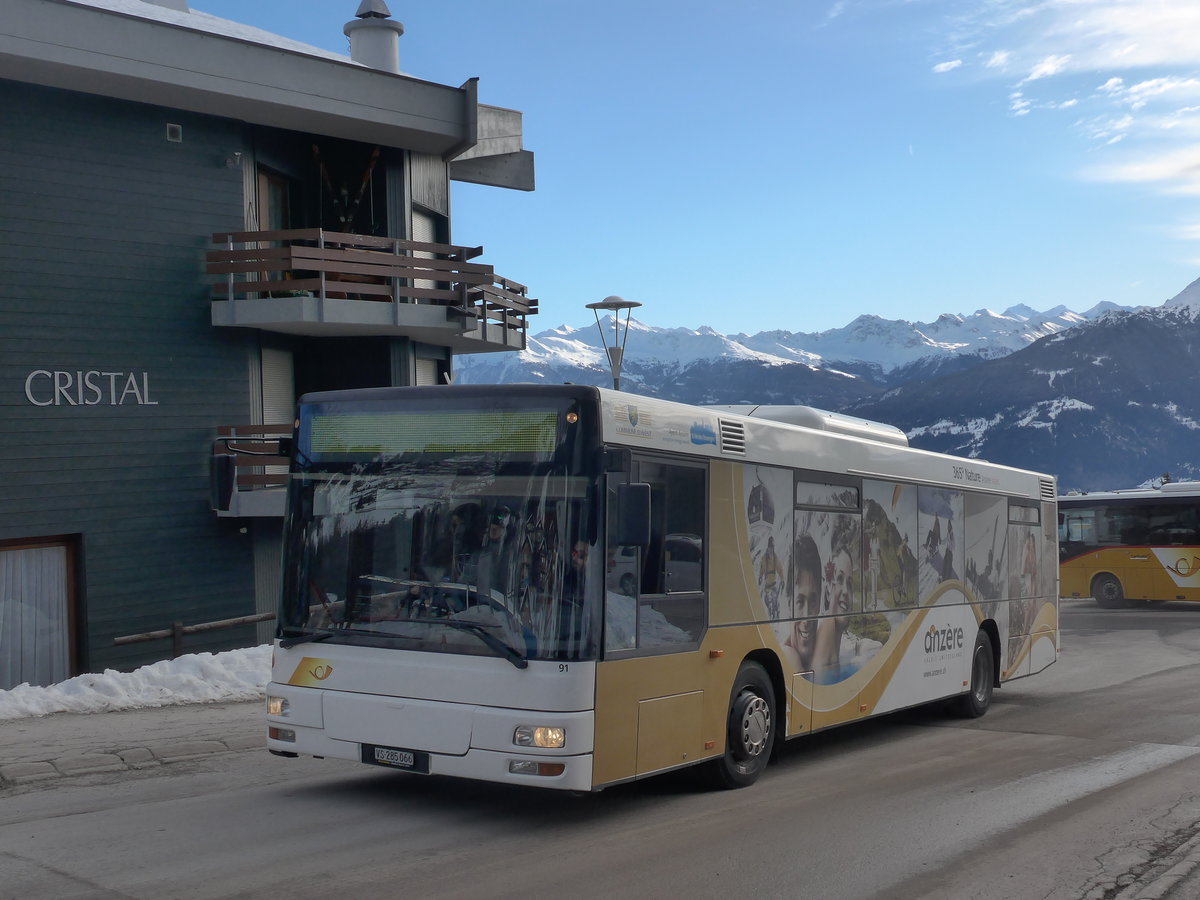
[210,425,291,518]
[207,229,537,353]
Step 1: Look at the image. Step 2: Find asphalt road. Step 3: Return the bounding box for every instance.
[2,600,1199,900]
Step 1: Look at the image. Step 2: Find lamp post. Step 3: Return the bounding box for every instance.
[586,295,642,390]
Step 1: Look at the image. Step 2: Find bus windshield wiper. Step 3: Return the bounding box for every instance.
[281,626,425,648]
[279,620,527,667]
[412,617,528,669]
[279,629,335,649]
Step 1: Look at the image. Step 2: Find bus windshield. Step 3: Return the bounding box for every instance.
[278,394,600,662]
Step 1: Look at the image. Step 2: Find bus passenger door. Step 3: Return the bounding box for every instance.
[594,458,711,785]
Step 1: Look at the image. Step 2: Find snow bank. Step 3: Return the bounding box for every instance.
[0,645,272,723]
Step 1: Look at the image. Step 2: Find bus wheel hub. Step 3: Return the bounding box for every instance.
[735,691,770,758]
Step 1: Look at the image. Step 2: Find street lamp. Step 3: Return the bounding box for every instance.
[586,295,642,390]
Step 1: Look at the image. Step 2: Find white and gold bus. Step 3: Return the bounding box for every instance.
[1059,483,1200,606]
[266,385,1059,791]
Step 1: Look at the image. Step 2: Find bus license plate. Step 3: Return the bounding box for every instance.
[361,744,429,773]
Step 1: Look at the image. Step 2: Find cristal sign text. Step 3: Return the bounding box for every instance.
[24,370,158,407]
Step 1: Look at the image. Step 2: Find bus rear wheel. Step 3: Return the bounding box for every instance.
[953,633,994,719]
[706,661,775,790]
[1093,573,1125,608]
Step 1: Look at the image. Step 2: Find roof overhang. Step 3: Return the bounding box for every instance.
[0,0,474,154]
[449,104,535,191]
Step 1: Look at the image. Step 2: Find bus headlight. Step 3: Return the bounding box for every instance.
[266,695,289,717]
[513,725,566,749]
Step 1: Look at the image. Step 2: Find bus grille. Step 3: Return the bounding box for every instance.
[1040,478,1056,500]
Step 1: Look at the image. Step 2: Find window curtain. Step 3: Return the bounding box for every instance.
[0,546,70,691]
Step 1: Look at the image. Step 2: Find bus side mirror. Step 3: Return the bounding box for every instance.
[616,483,651,547]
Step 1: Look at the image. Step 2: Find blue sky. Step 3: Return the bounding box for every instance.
[192,0,1200,334]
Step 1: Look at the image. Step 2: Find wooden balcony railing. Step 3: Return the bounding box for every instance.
[210,424,292,515]
[207,229,537,339]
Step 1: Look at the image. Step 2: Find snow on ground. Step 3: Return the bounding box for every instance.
[0,645,271,723]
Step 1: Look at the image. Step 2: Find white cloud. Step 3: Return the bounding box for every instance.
[1004,2,1200,72]
[1022,54,1072,84]
[1086,143,1200,195]
[935,1,1200,202]
[1120,76,1200,110]
[821,0,848,26]
[945,3,1200,101]
[933,59,963,73]
[1008,88,1078,116]
[1173,223,1200,241]
[1079,112,1134,143]
[939,1,1200,76]
[1161,106,1200,130]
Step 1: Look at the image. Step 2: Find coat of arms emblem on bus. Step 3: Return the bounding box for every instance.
[627,406,639,427]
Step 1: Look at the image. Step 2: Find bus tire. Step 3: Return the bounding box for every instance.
[954,632,994,719]
[706,661,775,790]
[1092,573,1125,608]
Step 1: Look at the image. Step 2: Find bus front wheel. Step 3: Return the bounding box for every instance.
[706,661,775,790]
[1093,573,1125,608]
[953,632,995,719]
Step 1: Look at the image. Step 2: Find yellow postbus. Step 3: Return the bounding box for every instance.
[266,385,1058,791]
[1059,483,1200,607]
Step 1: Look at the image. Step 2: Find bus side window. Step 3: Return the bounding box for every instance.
[633,460,706,650]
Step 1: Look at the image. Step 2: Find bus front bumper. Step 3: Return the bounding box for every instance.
[265,683,596,792]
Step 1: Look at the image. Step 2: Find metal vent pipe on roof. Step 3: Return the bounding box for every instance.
[344,0,405,73]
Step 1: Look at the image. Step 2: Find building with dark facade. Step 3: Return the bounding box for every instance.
[0,0,537,688]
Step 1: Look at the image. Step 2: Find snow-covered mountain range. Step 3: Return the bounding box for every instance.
[454,277,1200,491]
[454,302,1131,389]
[864,283,1200,491]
